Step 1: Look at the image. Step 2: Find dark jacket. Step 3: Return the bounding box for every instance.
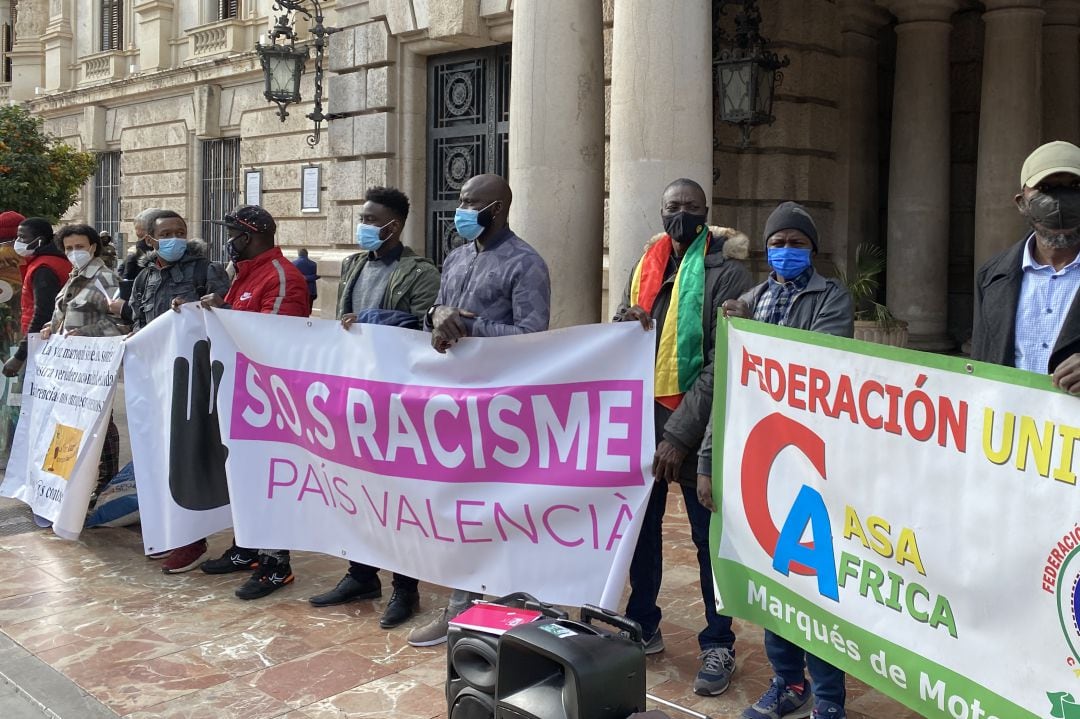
[971,234,1080,372]
[614,227,754,487]
[337,246,441,322]
[737,270,855,339]
[124,240,230,330]
[293,255,319,299]
[697,267,854,476]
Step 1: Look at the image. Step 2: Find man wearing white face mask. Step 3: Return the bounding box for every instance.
[307,185,440,629]
[3,217,71,378]
[110,210,230,332]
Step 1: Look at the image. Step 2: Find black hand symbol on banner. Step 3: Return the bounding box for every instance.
[169,339,230,511]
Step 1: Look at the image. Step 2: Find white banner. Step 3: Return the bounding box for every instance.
[1,335,123,539]
[123,309,233,555]
[712,318,1080,719]
[187,309,655,608]
[0,334,43,499]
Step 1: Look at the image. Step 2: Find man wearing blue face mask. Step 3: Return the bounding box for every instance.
[108,209,231,575]
[424,173,551,354]
[407,173,550,647]
[308,185,439,629]
[112,210,230,332]
[708,200,853,719]
[337,186,440,326]
[722,201,853,337]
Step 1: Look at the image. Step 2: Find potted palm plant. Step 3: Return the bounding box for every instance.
[837,243,909,348]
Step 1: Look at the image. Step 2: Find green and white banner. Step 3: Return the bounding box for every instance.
[712,318,1080,719]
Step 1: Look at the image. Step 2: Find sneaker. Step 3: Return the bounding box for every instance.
[147,550,173,560]
[380,588,420,629]
[200,544,260,574]
[235,556,295,600]
[308,574,381,607]
[161,539,209,574]
[693,646,736,696]
[742,677,813,719]
[407,608,450,647]
[811,700,845,719]
[643,628,665,656]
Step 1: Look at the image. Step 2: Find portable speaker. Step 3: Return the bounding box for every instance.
[446,593,567,719]
[495,605,646,719]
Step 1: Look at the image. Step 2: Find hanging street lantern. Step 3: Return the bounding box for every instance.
[714,0,791,148]
[255,0,341,146]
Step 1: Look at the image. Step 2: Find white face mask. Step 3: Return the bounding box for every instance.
[13,240,34,257]
[66,249,93,270]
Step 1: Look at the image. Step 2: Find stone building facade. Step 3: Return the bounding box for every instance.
[2,0,1074,345]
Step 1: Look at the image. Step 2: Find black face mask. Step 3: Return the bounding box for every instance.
[662,211,709,246]
[226,233,249,263]
[1024,187,1080,231]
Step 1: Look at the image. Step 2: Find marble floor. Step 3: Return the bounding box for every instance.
[0,492,921,719]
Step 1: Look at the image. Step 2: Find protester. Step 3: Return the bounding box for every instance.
[197,205,309,600]
[108,209,230,573]
[3,218,70,378]
[699,201,853,719]
[121,208,163,300]
[408,173,551,647]
[112,210,230,331]
[98,231,119,270]
[972,140,1080,393]
[41,224,126,503]
[292,247,319,313]
[309,186,440,628]
[614,178,753,696]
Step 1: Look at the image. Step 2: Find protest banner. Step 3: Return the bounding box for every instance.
[0,334,42,497]
[123,309,234,555]
[0,335,123,539]
[711,317,1080,719]
[181,308,655,608]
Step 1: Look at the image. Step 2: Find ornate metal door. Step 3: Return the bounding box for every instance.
[426,45,511,265]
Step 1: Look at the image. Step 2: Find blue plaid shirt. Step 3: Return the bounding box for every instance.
[753,267,814,326]
[1014,235,1080,373]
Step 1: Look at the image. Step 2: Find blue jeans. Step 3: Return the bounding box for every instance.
[625,480,736,650]
[764,629,846,706]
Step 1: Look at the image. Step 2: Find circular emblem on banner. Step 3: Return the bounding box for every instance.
[0,280,15,303]
[1057,545,1080,661]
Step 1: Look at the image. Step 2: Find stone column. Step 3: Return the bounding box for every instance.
[835,0,892,272]
[974,0,1044,270]
[607,0,713,317]
[508,0,604,327]
[134,1,175,73]
[8,0,47,101]
[883,0,959,351]
[1042,0,1080,143]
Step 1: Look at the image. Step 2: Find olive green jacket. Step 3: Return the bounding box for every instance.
[335,247,441,321]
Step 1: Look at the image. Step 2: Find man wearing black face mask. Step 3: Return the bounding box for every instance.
[973,141,1080,394]
[613,178,753,696]
[198,205,310,600]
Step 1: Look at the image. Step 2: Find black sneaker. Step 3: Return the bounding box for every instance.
[200,545,260,574]
[235,556,295,600]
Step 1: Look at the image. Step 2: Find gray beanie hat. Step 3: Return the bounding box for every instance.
[764,201,818,252]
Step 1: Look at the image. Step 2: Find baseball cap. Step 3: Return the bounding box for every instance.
[210,205,276,235]
[1020,141,1080,188]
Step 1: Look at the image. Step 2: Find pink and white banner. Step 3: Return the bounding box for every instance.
[190,309,655,608]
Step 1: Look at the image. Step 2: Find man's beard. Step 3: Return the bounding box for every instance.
[1035,227,1080,249]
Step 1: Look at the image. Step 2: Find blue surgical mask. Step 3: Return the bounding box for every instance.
[355,221,393,252]
[453,201,496,241]
[157,237,188,263]
[767,247,813,279]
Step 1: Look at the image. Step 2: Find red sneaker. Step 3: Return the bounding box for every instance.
[162,539,209,574]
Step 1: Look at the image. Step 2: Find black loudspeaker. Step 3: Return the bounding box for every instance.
[446,594,567,719]
[495,605,646,719]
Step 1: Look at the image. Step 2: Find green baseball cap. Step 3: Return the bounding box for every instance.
[1021,141,1080,188]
